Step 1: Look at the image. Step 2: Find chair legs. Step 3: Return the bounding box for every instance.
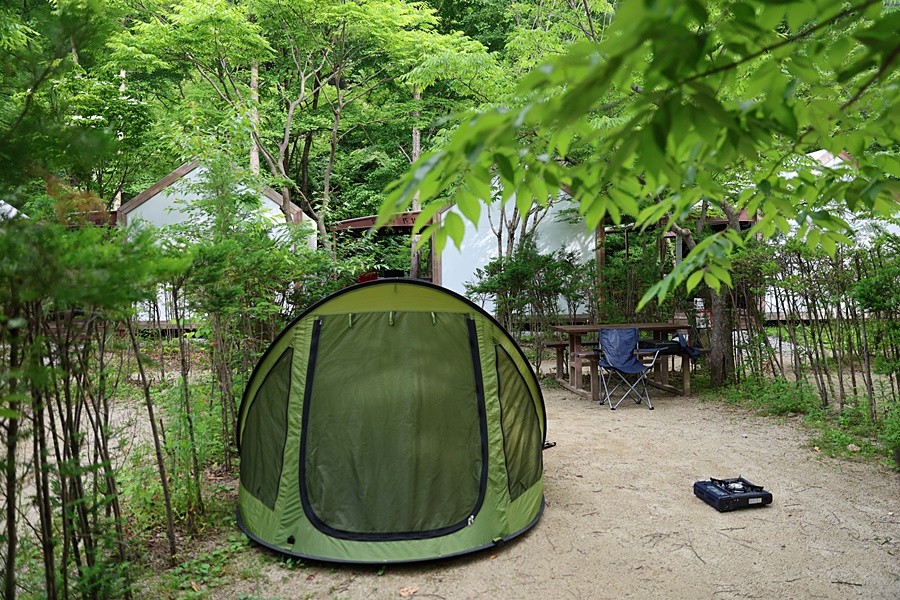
[598,369,654,410]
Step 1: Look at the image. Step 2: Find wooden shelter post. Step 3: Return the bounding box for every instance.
[595,217,606,322]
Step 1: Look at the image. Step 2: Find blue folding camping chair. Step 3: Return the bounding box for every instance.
[595,328,662,410]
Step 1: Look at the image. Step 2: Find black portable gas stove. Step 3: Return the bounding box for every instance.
[693,477,773,512]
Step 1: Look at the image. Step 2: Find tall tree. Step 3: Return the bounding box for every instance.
[114,0,491,250]
[0,0,113,205]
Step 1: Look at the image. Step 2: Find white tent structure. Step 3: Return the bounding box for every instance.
[439,148,900,317]
[440,196,595,312]
[0,200,23,220]
[119,161,315,242]
[119,161,316,326]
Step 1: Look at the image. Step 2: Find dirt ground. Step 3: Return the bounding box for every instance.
[209,385,900,600]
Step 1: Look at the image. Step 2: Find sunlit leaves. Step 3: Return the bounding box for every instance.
[1,0,120,198]
[644,230,737,304]
[112,0,272,73]
[383,0,900,306]
[0,217,184,315]
[404,31,499,96]
[0,9,36,52]
[440,210,465,252]
[454,189,481,226]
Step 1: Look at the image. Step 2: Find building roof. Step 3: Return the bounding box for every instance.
[0,200,22,219]
[118,161,308,225]
[332,211,428,234]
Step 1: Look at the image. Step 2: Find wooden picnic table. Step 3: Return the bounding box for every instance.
[548,323,693,400]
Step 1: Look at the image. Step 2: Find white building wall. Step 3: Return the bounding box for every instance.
[124,168,301,232]
[122,165,316,323]
[440,196,595,313]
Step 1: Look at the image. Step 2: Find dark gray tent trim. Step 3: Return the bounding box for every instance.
[235,498,545,565]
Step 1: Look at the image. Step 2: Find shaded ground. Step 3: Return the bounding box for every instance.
[174,385,899,600]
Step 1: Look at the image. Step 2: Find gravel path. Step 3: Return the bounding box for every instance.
[210,386,900,600]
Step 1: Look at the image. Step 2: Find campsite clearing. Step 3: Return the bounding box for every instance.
[156,385,900,599]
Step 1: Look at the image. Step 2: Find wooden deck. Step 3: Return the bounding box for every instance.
[130,320,201,336]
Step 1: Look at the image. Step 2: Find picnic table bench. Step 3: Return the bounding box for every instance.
[548,323,701,400]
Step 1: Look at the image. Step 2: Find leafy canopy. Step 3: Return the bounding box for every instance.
[380,0,900,306]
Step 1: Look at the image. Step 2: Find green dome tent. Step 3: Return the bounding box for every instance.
[237,279,547,563]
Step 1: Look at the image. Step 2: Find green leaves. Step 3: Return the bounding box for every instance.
[0,215,181,317]
[379,150,451,224]
[0,9,36,52]
[441,211,466,251]
[643,230,736,308]
[0,406,24,420]
[123,0,272,69]
[382,0,900,304]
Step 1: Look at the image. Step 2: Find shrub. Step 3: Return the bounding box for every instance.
[880,402,900,470]
[716,378,820,415]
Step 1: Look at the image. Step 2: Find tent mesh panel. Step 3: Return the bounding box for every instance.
[301,311,483,536]
[496,346,542,501]
[241,348,293,510]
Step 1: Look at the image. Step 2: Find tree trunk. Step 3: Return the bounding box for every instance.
[409,85,423,279]
[596,218,606,321]
[31,312,58,600]
[703,204,741,387]
[212,313,235,469]
[33,396,58,600]
[299,84,321,222]
[126,320,178,564]
[854,256,876,421]
[708,289,734,387]
[4,304,21,600]
[171,283,204,529]
[250,62,260,175]
[85,320,131,596]
[504,208,519,258]
[318,91,342,253]
[42,346,73,598]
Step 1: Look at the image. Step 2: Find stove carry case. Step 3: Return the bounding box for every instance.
[694,477,772,512]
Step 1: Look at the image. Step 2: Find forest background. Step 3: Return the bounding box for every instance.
[1,0,900,597]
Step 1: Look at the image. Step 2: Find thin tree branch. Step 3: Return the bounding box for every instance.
[581,0,598,42]
[841,42,900,110]
[675,0,882,89]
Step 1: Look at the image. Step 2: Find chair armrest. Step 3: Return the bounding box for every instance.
[635,348,662,365]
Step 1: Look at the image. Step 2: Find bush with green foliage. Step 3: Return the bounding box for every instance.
[0,214,184,599]
[883,404,900,470]
[465,241,567,331]
[714,378,821,416]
